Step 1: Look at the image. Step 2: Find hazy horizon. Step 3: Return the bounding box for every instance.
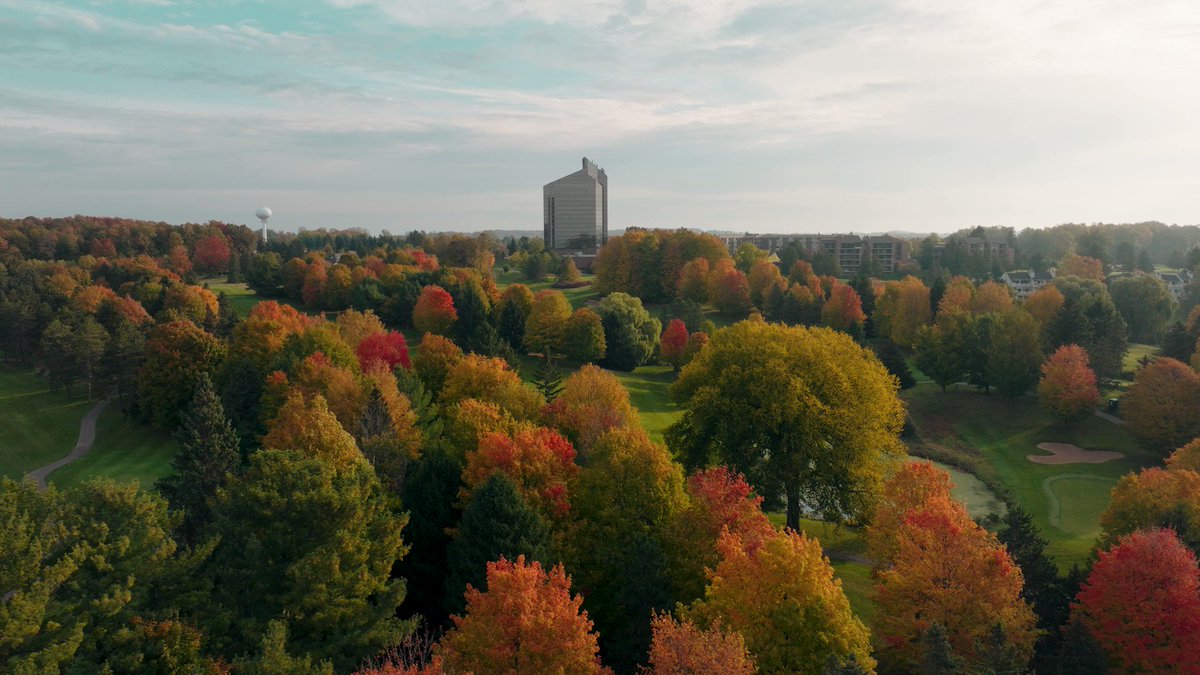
[2,1,1199,234]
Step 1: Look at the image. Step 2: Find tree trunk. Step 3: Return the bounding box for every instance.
[785,478,801,532]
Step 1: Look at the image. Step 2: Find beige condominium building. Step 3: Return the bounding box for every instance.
[544,157,608,251]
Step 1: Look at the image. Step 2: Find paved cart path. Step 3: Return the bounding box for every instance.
[25,399,109,488]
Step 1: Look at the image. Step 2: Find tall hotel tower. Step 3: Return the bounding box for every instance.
[543,157,608,251]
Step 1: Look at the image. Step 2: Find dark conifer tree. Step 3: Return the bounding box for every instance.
[1055,620,1109,674]
[443,473,551,616]
[876,342,916,389]
[497,297,529,353]
[158,373,240,545]
[921,624,964,675]
[396,447,462,628]
[532,357,564,401]
[396,367,443,444]
[219,357,264,458]
[1161,321,1195,362]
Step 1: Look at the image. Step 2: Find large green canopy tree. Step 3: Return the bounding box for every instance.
[667,321,906,530]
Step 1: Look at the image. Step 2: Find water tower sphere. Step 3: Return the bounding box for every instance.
[255,206,272,222]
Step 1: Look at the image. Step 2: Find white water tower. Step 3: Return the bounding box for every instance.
[255,206,271,244]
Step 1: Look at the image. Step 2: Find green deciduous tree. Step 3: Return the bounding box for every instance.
[987,308,1043,397]
[597,292,661,371]
[669,321,906,530]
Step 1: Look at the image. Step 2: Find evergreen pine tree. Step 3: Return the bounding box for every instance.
[215,291,240,338]
[1055,620,1108,675]
[532,357,564,401]
[921,624,965,675]
[980,624,1027,675]
[219,357,265,458]
[397,447,462,627]
[443,473,551,616]
[876,342,916,389]
[158,373,241,545]
[999,505,1069,673]
[497,298,529,353]
[822,654,872,675]
[1161,321,1195,362]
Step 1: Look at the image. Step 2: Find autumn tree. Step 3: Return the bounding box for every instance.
[872,495,1037,671]
[228,300,309,373]
[670,466,775,603]
[747,259,784,307]
[440,354,544,421]
[1024,284,1065,327]
[1058,254,1104,281]
[1038,345,1100,423]
[706,259,752,315]
[336,308,387,349]
[192,234,232,274]
[439,556,604,675]
[1046,277,1127,379]
[412,285,457,336]
[157,373,240,545]
[676,258,710,304]
[357,331,410,372]
[987,308,1043,397]
[821,282,866,332]
[645,614,755,675]
[203,450,409,669]
[597,292,662,371]
[138,320,226,429]
[971,280,1013,314]
[670,321,905,529]
[412,332,464,395]
[261,392,363,469]
[875,276,932,347]
[444,473,551,615]
[543,364,637,450]
[1071,528,1200,672]
[682,530,874,673]
[462,427,579,519]
[524,289,572,356]
[659,319,689,371]
[1123,356,1200,453]
[865,461,961,564]
[1099,467,1200,554]
[1167,437,1200,472]
[562,307,606,363]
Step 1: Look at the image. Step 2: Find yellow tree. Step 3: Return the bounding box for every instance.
[668,321,906,529]
[524,289,572,355]
[262,392,364,469]
[1099,467,1200,552]
[682,529,874,674]
[876,276,931,347]
[1024,284,1064,327]
[543,364,637,449]
[440,354,545,421]
[972,280,1013,314]
[645,615,755,675]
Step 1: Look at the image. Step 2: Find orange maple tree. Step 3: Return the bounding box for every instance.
[821,281,867,331]
[1072,528,1200,673]
[1123,357,1200,453]
[866,461,962,564]
[645,614,754,675]
[542,364,637,449]
[1037,344,1100,423]
[412,285,457,336]
[462,427,580,518]
[438,556,605,675]
[872,495,1037,671]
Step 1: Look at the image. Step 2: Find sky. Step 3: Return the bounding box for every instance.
[2,1,1199,235]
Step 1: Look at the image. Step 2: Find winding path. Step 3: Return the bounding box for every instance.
[25,399,109,488]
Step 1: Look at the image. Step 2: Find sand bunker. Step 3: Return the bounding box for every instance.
[1027,442,1124,465]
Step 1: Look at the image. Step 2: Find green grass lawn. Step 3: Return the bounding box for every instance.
[493,270,599,309]
[205,278,261,318]
[0,365,94,480]
[903,383,1154,568]
[48,404,178,489]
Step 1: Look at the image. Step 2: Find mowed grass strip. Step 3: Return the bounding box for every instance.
[48,404,178,489]
[903,383,1154,568]
[0,365,94,480]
